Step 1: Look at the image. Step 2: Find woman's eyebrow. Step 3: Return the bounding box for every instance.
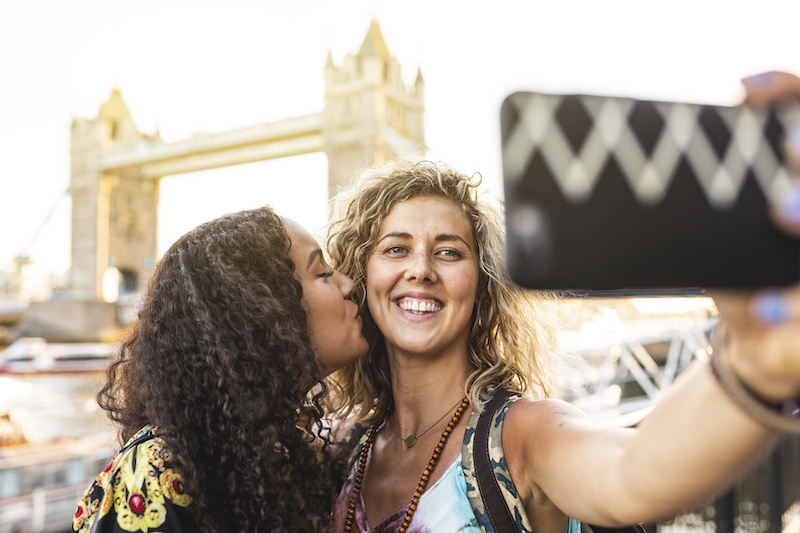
[307,248,323,270]
[435,234,472,250]
[376,232,472,250]
[376,231,411,243]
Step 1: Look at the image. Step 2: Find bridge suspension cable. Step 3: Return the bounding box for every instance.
[15,188,69,265]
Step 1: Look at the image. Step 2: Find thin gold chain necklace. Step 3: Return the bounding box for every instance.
[391,396,465,448]
[342,397,469,533]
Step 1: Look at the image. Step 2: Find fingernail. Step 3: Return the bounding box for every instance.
[742,72,775,88]
[789,122,800,159]
[777,184,800,224]
[751,292,790,324]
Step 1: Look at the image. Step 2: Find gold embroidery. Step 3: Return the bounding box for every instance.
[73,427,193,532]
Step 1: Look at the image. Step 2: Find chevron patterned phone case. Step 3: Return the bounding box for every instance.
[502,92,800,294]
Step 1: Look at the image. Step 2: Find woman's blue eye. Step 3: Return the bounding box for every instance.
[439,248,462,258]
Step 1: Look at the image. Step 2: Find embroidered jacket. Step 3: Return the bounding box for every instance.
[73,425,198,533]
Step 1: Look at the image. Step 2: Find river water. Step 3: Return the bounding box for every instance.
[0,372,112,445]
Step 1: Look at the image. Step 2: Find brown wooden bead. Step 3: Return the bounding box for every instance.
[342,397,469,533]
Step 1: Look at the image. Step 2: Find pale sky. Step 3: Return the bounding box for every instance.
[2,0,800,278]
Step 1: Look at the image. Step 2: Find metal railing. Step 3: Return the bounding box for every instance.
[559,318,799,532]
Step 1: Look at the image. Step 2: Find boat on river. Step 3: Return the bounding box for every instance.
[0,339,115,533]
[0,338,114,375]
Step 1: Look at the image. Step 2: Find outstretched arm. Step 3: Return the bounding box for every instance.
[505,71,800,527]
[505,357,781,527]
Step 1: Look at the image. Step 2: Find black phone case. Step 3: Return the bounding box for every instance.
[501,91,800,295]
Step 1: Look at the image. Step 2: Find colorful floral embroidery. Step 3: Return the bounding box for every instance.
[72,426,196,533]
[160,468,192,507]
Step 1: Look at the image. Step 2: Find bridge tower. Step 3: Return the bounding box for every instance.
[69,88,159,301]
[324,18,425,196]
[66,19,425,304]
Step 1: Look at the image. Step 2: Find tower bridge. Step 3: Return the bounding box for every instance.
[68,19,425,303]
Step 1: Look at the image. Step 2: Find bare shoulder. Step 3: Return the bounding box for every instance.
[502,397,591,455]
[499,398,593,505]
[505,396,590,431]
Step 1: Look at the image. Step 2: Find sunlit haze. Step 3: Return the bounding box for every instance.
[3,0,800,279]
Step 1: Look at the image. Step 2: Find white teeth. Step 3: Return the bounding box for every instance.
[398,299,442,314]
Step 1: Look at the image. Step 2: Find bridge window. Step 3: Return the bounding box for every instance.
[102,267,120,303]
[119,269,138,295]
[102,267,139,303]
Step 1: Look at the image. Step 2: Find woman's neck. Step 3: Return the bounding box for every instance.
[386,346,473,430]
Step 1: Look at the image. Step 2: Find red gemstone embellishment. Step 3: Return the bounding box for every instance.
[129,494,145,515]
[75,507,83,518]
[172,479,183,494]
[103,462,113,473]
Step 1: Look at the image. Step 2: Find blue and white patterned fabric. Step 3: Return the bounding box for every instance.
[461,391,581,533]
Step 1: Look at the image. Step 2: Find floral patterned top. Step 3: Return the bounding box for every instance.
[72,425,198,533]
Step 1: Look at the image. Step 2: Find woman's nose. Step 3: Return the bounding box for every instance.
[404,253,436,282]
[338,271,356,297]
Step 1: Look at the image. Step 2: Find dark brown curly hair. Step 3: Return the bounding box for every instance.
[98,206,334,532]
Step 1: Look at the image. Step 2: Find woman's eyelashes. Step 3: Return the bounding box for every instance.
[380,244,465,259]
[384,245,407,255]
[436,248,463,259]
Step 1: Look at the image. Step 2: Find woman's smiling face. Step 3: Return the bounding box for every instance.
[365,196,479,360]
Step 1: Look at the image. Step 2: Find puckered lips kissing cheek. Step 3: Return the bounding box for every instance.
[395,293,444,319]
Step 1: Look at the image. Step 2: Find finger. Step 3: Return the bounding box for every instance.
[709,290,755,329]
[711,288,800,328]
[713,289,800,400]
[749,289,800,325]
[770,185,800,238]
[742,71,800,106]
[784,122,800,170]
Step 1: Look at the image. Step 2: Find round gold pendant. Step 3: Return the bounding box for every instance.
[403,435,417,448]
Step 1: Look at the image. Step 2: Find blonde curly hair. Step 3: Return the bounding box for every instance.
[326,159,559,426]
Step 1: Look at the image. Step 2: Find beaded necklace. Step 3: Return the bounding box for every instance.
[343,397,470,533]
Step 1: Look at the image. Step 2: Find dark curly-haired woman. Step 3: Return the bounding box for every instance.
[72,206,368,533]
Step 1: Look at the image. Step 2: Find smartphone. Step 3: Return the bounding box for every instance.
[501,91,800,295]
